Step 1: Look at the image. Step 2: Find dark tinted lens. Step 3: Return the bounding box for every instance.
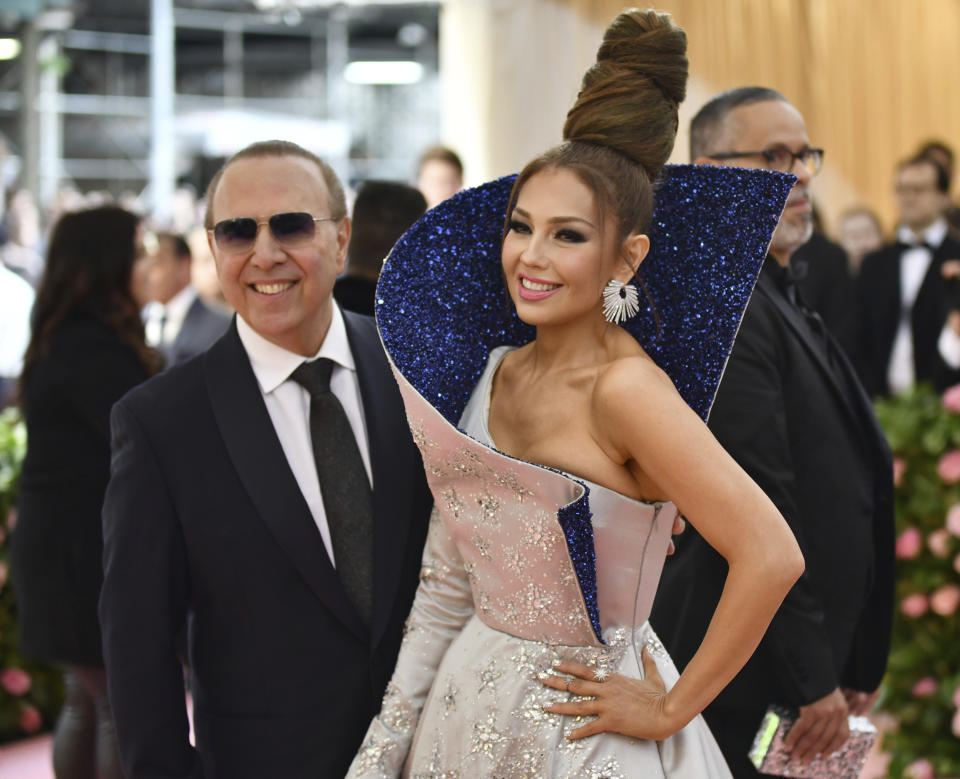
[214,217,258,250]
[269,212,316,244]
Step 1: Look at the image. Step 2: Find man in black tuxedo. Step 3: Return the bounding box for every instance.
[857,154,960,396]
[142,231,231,366]
[100,140,432,778]
[650,88,894,776]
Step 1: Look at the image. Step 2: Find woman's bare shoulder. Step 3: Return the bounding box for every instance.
[591,353,695,443]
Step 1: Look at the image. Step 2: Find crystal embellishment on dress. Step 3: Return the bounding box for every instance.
[470,711,506,759]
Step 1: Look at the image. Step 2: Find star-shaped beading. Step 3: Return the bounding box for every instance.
[469,713,505,759]
[478,660,502,694]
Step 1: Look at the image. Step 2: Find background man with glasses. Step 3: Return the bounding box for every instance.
[650,87,894,776]
[856,153,960,396]
[99,140,432,778]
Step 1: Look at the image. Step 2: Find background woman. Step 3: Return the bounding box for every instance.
[12,205,159,779]
[349,9,803,777]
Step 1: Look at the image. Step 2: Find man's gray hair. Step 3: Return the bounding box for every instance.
[689,86,787,160]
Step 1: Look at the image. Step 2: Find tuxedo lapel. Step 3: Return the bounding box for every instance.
[343,311,419,647]
[758,272,865,431]
[170,297,204,362]
[202,323,366,640]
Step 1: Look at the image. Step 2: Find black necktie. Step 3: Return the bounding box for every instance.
[290,358,374,626]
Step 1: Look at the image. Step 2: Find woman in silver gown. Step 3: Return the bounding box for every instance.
[349,9,804,778]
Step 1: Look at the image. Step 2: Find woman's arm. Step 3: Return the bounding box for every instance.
[346,506,475,778]
[543,357,803,740]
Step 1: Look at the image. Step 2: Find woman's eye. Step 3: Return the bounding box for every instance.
[556,229,586,243]
[508,219,531,234]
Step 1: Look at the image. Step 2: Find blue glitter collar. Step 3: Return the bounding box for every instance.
[377,165,793,426]
[376,164,793,643]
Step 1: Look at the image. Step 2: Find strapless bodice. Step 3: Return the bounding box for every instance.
[455,345,678,639]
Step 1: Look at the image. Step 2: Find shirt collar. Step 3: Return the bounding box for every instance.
[897,217,948,249]
[237,304,355,395]
[164,284,198,322]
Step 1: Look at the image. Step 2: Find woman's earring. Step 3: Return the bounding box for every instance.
[602,279,640,324]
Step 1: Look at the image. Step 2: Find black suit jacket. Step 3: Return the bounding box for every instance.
[651,260,894,715]
[856,233,960,396]
[14,313,149,666]
[791,233,858,360]
[100,312,432,779]
[163,296,231,366]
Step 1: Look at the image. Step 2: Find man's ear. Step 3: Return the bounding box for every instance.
[615,233,650,283]
[336,217,352,274]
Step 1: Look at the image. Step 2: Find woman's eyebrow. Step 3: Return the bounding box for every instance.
[512,207,596,229]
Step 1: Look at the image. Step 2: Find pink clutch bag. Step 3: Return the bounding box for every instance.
[748,704,878,778]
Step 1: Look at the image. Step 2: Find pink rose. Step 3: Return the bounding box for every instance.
[894,457,907,487]
[896,527,923,559]
[902,593,929,618]
[18,704,41,734]
[948,505,960,537]
[944,383,960,412]
[905,758,935,779]
[0,668,31,696]
[938,450,960,483]
[931,584,960,616]
[928,529,952,558]
[912,677,938,697]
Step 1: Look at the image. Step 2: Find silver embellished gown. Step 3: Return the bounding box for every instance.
[348,347,733,778]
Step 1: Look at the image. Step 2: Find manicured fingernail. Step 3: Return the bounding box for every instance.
[552,659,562,667]
[537,671,550,680]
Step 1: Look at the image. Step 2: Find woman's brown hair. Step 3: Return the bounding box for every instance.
[20,205,161,393]
[505,9,688,253]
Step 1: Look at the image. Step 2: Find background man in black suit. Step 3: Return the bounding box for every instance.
[333,180,426,316]
[857,154,960,396]
[650,87,894,776]
[100,140,432,778]
[142,231,231,366]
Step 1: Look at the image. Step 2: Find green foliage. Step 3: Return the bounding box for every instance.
[874,384,960,777]
[0,408,63,743]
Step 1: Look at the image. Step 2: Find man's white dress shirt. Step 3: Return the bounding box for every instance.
[144,285,199,348]
[236,305,372,567]
[888,219,949,394]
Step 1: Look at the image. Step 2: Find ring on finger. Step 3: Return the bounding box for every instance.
[565,679,572,693]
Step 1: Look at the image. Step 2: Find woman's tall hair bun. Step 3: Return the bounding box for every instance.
[563,8,688,183]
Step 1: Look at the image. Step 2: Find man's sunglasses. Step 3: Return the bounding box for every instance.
[208,212,337,253]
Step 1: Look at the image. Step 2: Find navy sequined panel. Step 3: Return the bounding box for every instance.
[556,497,600,640]
[376,163,793,644]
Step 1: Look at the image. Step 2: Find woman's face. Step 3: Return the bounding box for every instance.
[502,167,638,328]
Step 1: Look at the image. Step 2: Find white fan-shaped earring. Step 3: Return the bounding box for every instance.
[601,279,640,324]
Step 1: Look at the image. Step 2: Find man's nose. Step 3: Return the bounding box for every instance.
[250,222,285,266]
[792,155,813,186]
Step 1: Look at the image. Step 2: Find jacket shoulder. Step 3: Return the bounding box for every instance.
[116,357,205,421]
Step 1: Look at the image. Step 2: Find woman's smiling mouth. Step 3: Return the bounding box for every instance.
[518,274,561,300]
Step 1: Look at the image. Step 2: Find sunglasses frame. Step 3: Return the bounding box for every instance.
[208,212,338,253]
